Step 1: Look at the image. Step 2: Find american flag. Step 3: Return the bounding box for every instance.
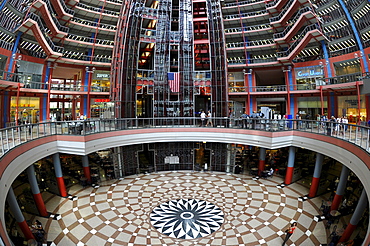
[168,72,180,93]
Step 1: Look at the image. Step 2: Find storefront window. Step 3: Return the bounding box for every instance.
[298,97,327,119]
[228,72,244,92]
[91,99,114,118]
[334,61,361,76]
[294,66,324,90]
[10,97,40,123]
[92,72,110,92]
[337,95,366,123]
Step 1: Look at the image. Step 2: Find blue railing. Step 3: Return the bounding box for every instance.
[1,118,369,157]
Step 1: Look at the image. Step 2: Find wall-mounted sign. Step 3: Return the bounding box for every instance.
[94,99,111,102]
[95,73,110,79]
[295,66,324,78]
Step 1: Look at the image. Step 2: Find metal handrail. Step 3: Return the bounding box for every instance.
[76,2,119,16]
[223,0,264,8]
[0,70,111,92]
[269,0,295,23]
[223,10,267,20]
[1,118,369,158]
[316,72,364,85]
[277,24,320,58]
[273,7,314,39]
[66,34,114,46]
[25,12,64,53]
[58,0,74,15]
[70,17,117,30]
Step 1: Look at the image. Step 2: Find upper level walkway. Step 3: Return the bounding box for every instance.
[1,117,369,157]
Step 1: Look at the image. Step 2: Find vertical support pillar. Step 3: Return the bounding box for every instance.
[26,165,48,217]
[331,166,350,211]
[338,190,368,243]
[226,144,232,173]
[284,146,295,185]
[308,153,324,198]
[258,147,266,176]
[52,153,67,197]
[82,155,92,183]
[6,188,35,240]
[6,32,22,73]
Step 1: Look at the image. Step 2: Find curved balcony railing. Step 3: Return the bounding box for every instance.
[223,10,267,20]
[226,39,275,48]
[8,0,30,12]
[277,24,319,58]
[0,39,15,51]
[269,0,295,23]
[0,10,21,32]
[227,57,278,65]
[62,51,112,63]
[66,34,114,46]
[58,0,74,15]
[106,0,123,4]
[225,23,271,33]
[223,0,264,8]
[70,17,117,30]
[329,46,358,57]
[26,12,64,53]
[273,6,314,39]
[0,70,110,91]
[43,0,69,33]
[1,118,369,158]
[228,83,319,92]
[316,72,365,85]
[76,2,119,16]
[315,0,336,8]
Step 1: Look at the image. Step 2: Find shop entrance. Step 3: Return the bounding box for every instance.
[195,95,211,115]
[257,99,286,116]
[193,143,211,171]
[136,94,153,118]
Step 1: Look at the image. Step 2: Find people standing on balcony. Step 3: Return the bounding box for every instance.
[336,117,342,135]
[305,113,310,128]
[321,114,327,132]
[241,111,249,129]
[205,110,213,127]
[295,113,301,129]
[251,111,258,129]
[327,116,336,136]
[200,110,206,127]
[342,116,349,133]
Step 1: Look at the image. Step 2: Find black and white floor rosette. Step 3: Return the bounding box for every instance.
[150,199,224,239]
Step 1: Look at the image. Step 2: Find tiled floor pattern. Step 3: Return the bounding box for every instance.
[38,171,328,246]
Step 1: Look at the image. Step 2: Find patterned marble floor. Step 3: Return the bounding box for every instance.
[36,171,329,246]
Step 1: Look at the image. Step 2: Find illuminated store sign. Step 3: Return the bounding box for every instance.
[95,73,110,79]
[295,66,323,78]
[94,99,111,102]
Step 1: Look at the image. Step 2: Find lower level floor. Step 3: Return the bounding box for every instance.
[13,171,366,246]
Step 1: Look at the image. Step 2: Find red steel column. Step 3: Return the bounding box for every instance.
[258,147,266,176]
[331,166,349,211]
[284,146,295,185]
[338,190,368,243]
[53,153,67,197]
[26,165,48,217]
[308,153,324,198]
[7,188,35,240]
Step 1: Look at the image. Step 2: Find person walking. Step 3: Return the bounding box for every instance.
[206,110,213,127]
[200,110,206,127]
[282,222,297,246]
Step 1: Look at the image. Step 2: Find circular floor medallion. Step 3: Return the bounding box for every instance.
[150,198,224,239]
